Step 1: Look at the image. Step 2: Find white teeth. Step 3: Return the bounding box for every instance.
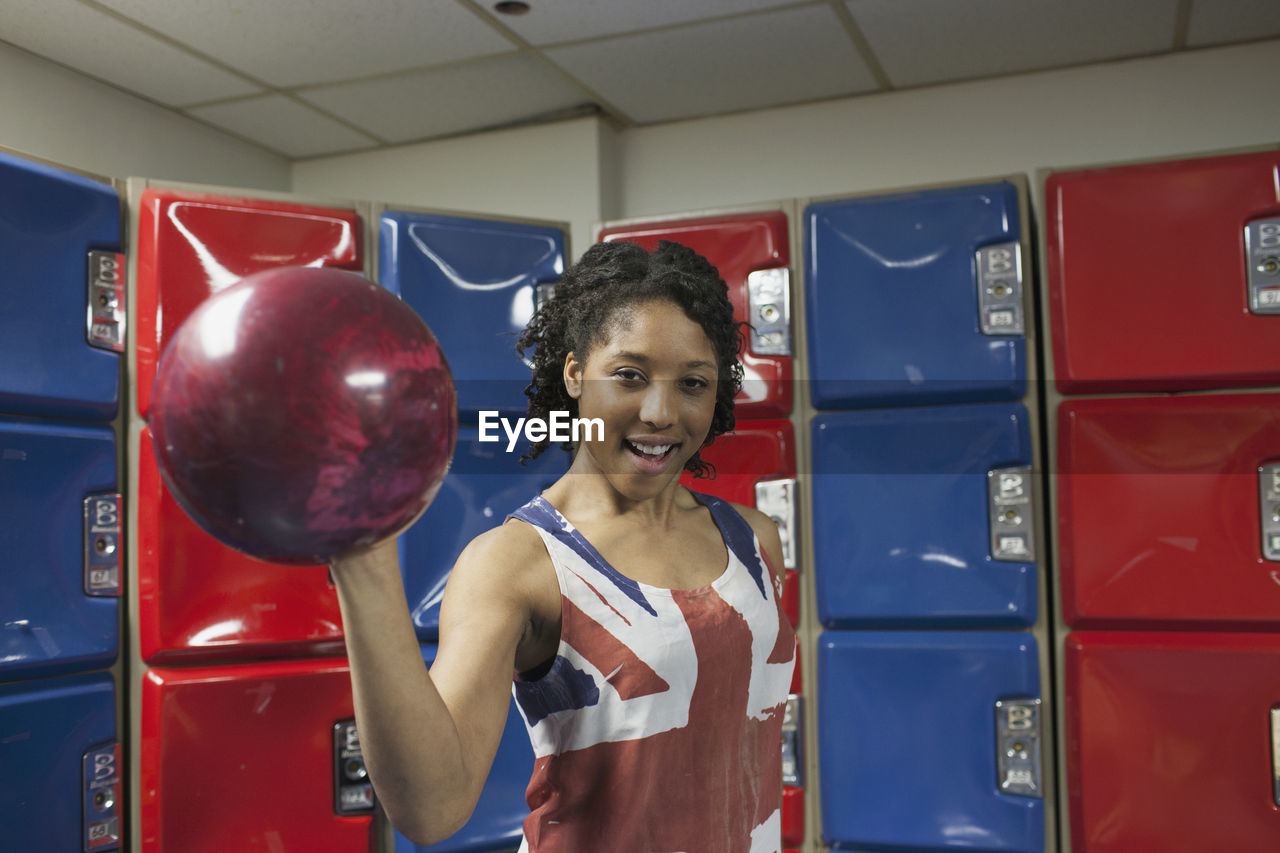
[629,441,672,456]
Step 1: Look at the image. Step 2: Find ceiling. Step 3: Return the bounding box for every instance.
[2,0,1277,160]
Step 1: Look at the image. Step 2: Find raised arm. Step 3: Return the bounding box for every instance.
[329,521,550,845]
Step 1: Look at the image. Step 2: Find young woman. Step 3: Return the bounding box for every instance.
[330,240,797,852]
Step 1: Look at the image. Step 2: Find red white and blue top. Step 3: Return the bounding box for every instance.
[509,491,797,853]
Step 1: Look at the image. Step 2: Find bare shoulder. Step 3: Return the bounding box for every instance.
[447,519,552,609]
[730,502,785,575]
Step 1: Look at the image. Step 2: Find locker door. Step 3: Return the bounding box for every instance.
[378,210,567,419]
[135,424,345,663]
[599,211,794,418]
[819,631,1044,852]
[1046,150,1280,394]
[0,150,122,421]
[395,646,535,852]
[133,187,364,418]
[0,416,119,681]
[1058,393,1280,629]
[805,182,1026,409]
[400,435,567,640]
[140,659,374,852]
[1066,632,1280,852]
[812,403,1038,627]
[0,672,120,852]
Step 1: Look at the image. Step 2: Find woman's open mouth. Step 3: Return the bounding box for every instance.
[624,438,679,474]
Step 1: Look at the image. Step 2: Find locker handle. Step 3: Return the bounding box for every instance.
[1259,463,1280,562]
[86,250,126,352]
[1244,218,1280,314]
[1271,705,1280,807]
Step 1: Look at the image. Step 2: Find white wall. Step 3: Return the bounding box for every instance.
[0,41,288,190]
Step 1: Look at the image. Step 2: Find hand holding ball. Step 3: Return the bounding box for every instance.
[150,267,457,565]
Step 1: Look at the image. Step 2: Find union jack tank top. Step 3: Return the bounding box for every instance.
[508,491,797,853]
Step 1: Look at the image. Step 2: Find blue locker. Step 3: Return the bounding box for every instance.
[811,403,1037,628]
[395,645,535,853]
[402,434,567,641]
[379,211,566,419]
[819,631,1043,852]
[805,182,1025,409]
[0,671,119,852]
[0,416,119,682]
[0,151,122,421]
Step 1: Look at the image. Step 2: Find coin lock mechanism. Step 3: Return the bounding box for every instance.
[1260,463,1280,562]
[755,478,797,570]
[84,494,122,597]
[781,695,803,787]
[988,467,1035,562]
[746,268,791,355]
[995,698,1042,797]
[975,242,1024,335]
[1271,706,1280,807]
[333,720,376,815]
[83,741,121,851]
[87,251,126,352]
[1245,218,1280,314]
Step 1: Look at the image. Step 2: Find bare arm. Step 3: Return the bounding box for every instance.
[329,524,544,844]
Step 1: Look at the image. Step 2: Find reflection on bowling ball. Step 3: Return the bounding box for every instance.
[151,266,457,565]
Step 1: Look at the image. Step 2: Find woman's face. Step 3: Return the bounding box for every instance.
[564,299,719,500]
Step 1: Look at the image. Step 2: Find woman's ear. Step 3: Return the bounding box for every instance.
[563,351,583,399]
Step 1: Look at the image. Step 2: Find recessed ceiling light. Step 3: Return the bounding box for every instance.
[494,1,531,14]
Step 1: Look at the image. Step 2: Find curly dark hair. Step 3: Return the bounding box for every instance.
[516,240,744,478]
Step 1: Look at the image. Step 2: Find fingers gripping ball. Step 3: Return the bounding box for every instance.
[151,266,457,565]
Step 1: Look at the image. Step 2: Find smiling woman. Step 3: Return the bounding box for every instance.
[328,240,797,853]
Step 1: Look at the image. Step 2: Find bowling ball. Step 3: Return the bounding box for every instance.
[150,266,457,565]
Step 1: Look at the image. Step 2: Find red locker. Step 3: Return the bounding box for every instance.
[133,187,364,418]
[1057,394,1280,629]
[139,658,373,852]
[1046,149,1280,394]
[599,211,794,418]
[1066,632,1280,852]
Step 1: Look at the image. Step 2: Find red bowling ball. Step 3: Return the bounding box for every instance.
[150,266,457,565]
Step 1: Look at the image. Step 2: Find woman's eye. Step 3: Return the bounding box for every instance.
[681,377,710,390]
[614,369,644,382]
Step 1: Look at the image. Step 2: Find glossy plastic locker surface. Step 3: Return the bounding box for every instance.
[819,631,1044,852]
[599,212,794,418]
[1047,150,1280,393]
[678,419,795,508]
[395,645,535,852]
[805,182,1025,409]
[133,188,363,417]
[1,416,119,681]
[0,151,121,420]
[1058,394,1280,629]
[0,672,118,853]
[812,403,1037,627]
[378,211,566,418]
[139,658,373,852]
[401,434,567,640]
[1066,632,1280,852]
[136,425,344,663]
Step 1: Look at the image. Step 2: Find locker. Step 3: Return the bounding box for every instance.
[1065,632,1280,852]
[1046,149,1280,394]
[378,210,567,418]
[132,186,364,418]
[599,211,794,418]
[400,433,567,640]
[1058,393,1280,629]
[0,416,119,681]
[395,646,535,852]
[812,403,1038,627]
[0,150,122,421]
[805,181,1027,409]
[139,658,374,852]
[135,424,345,663]
[819,631,1044,852]
[0,671,119,852]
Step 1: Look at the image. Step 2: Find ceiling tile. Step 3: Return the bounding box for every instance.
[298,53,589,143]
[848,0,1180,88]
[1187,0,1280,47]
[186,94,379,157]
[92,0,515,87]
[479,0,796,46]
[546,4,877,124]
[0,0,260,105]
